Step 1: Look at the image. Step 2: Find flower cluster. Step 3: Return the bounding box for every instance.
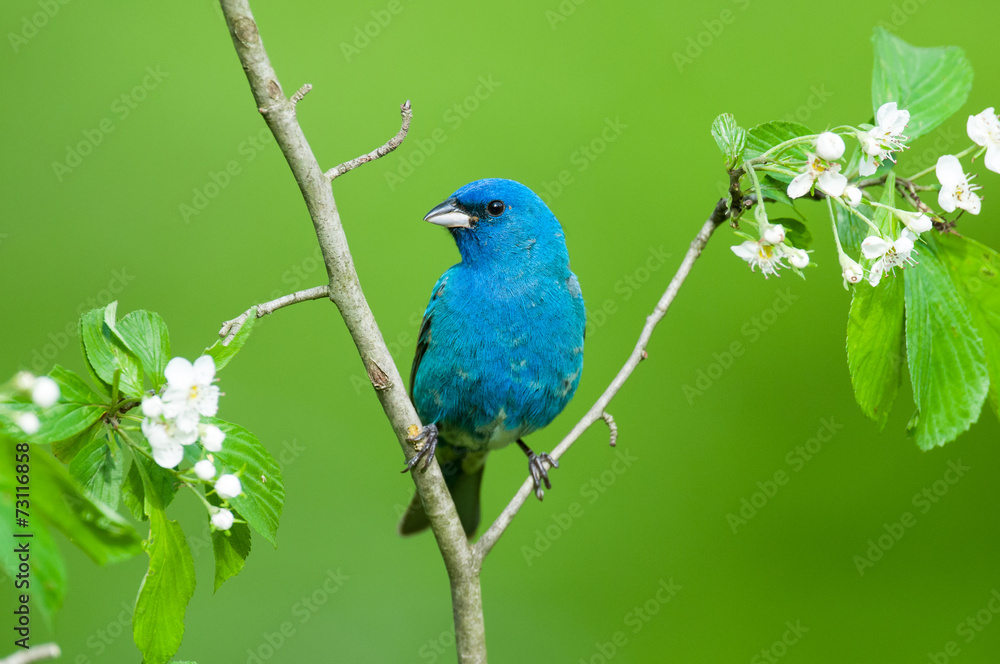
[731,101,998,288]
[6,372,61,435]
[140,354,241,531]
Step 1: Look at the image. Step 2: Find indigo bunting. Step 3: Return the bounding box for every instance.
[400,179,586,536]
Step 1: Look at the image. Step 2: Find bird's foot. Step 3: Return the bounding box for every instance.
[518,439,558,500]
[403,423,438,473]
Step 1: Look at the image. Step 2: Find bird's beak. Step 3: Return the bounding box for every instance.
[423,198,476,229]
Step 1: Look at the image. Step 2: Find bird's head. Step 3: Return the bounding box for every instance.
[423,178,569,270]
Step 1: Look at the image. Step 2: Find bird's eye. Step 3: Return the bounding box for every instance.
[486,200,505,217]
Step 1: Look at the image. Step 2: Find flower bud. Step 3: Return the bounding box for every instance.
[762,224,786,245]
[211,508,235,531]
[844,186,862,208]
[17,413,41,435]
[31,376,60,409]
[215,474,242,500]
[199,424,225,452]
[815,132,846,161]
[142,395,164,418]
[786,246,810,269]
[895,210,933,234]
[194,459,217,481]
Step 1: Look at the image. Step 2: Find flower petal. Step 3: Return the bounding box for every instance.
[963,192,982,215]
[984,145,1000,175]
[787,172,814,199]
[935,154,966,188]
[152,441,184,469]
[861,236,890,259]
[938,187,958,213]
[817,170,847,197]
[193,355,217,385]
[731,242,757,261]
[859,155,878,176]
[164,357,195,389]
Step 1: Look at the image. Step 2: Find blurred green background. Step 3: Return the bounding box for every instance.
[3,0,1000,661]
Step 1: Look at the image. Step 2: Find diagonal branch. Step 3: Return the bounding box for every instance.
[219,284,330,345]
[217,3,485,661]
[471,198,729,568]
[325,100,413,181]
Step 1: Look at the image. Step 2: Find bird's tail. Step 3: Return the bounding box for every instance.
[398,448,487,537]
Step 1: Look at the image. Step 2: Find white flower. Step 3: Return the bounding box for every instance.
[859,102,910,176]
[936,155,981,215]
[762,224,785,245]
[967,107,1000,174]
[785,246,810,269]
[142,416,197,469]
[840,255,865,286]
[141,395,165,418]
[162,356,220,433]
[862,229,918,286]
[893,209,933,235]
[211,508,235,531]
[14,372,36,392]
[199,424,225,452]
[31,377,60,409]
[815,132,846,161]
[17,413,40,435]
[788,154,848,199]
[194,459,217,480]
[844,186,863,208]
[731,240,786,278]
[215,474,242,500]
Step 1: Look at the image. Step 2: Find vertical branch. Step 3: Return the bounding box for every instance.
[216,2,486,661]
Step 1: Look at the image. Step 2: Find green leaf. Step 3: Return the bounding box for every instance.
[122,460,147,521]
[211,514,252,592]
[742,121,814,164]
[133,507,196,664]
[5,401,104,446]
[847,273,906,429]
[871,28,974,140]
[69,435,124,511]
[1,445,141,565]
[759,174,795,207]
[209,418,284,546]
[0,498,66,626]
[204,307,257,372]
[80,305,144,397]
[130,450,179,515]
[52,424,100,464]
[711,113,746,170]
[835,201,876,260]
[936,233,1000,421]
[49,365,107,404]
[904,241,989,449]
[113,311,171,389]
[772,218,812,250]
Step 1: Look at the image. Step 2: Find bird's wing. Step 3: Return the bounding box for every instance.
[409,268,454,398]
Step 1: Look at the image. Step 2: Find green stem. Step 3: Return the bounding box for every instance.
[833,196,882,235]
[744,164,768,226]
[905,143,979,181]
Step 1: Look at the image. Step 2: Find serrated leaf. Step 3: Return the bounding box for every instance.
[3,447,141,566]
[711,113,746,170]
[835,201,876,259]
[208,418,283,546]
[113,311,171,390]
[759,174,795,207]
[122,460,147,521]
[847,273,906,429]
[69,434,124,510]
[211,515,251,592]
[133,507,196,664]
[871,28,974,140]
[49,365,107,404]
[5,401,104,446]
[904,241,989,449]
[0,497,66,626]
[80,305,144,397]
[130,450,179,515]
[937,233,1000,420]
[204,307,257,372]
[742,121,814,167]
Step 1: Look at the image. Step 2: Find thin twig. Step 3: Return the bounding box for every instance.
[325,100,413,181]
[290,83,312,106]
[601,411,618,447]
[0,644,61,664]
[217,3,483,661]
[471,199,729,569]
[219,284,330,344]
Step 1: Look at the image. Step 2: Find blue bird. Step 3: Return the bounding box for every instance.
[400,178,586,536]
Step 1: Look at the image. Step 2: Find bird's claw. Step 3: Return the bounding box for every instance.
[527,452,559,501]
[403,423,438,473]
